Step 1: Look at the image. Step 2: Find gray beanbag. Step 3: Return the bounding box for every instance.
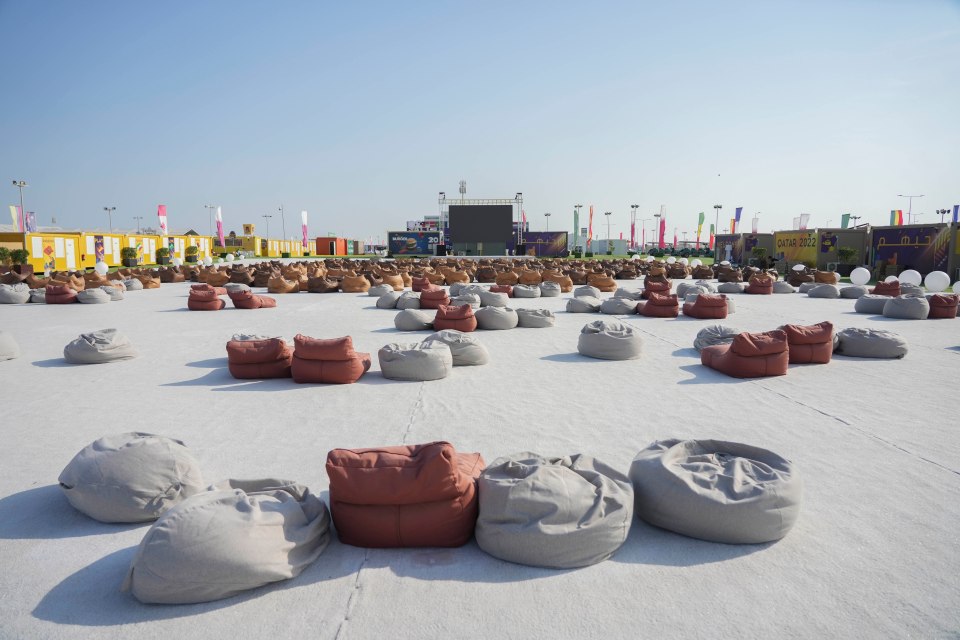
[629,439,802,544]
[29,288,46,303]
[100,285,125,301]
[123,278,144,291]
[539,281,561,297]
[516,308,556,328]
[58,432,205,523]
[574,285,601,298]
[476,453,633,569]
[694,280,717,292]
[0,283,30,304]
[63,328,138,364]
[122,479,330,604]
[224,283,251,294]
[512,284,541,298]
[368,283,394,297]
[475,306,519,330]
[839,285,868,299]
[422,330,490,366]
[460,284,488,297]
[854,294,890,314]
[479,290,509,307]
[807,284,840,299]
[376,291,402,309]
[77,288,111,304]
[882,295,930,320]
[448,282,467,296]
[796,282,817,293]
[693,324,742,353]
[834,327,908,359]
[600,297,638,315]
[0,330,20,361]
[772,281,796,294]
[393,309,434,331]
[614,288,644,300]
[717,282,745,294]
[676,283,710,299]
[900,283,923,297]
[566,296,601,313]
[395,291,421,310]
[378,341,452,381]
[450,293,481,309]
[577,320,643,360]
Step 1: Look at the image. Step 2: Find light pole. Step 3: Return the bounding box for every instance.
[713,204,722,238]
[604,212,612,255]
[204,204,216,236]
[103,206,116,232]
[574,204,583,248]
[133,216,143,233]
[897,194,923,224]
[544,212,551,231]
[11,180,27,230]
[515,193,523,249]
[640,218,649,251]
[936,208,949,224]
[850,215,861,227]
[262,214,272,240]
[279,205,286,239]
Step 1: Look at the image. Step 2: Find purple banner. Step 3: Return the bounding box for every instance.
[509,231,569,257]
[871,225,950,274]
[388,231,441,255]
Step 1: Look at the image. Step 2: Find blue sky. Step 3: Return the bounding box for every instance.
[2,0,958,242]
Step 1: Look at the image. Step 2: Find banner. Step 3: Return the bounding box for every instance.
[873,225,950,273]
[9,205,23,232]
[157,205,168,235]
[301,211,308,248]
[215,206,225,247]
[774,230,818,266]
[629,222,634,248]
[730,218,736,234]
[94,236,105,263]
[734,207,742,234]
[658,216,666,249]
[587,206,594,249]
[752,217,758,233]
[696,211,704,245]
[387,231,440,255]
[841,214,850,229]
[709,224,715,250]
[243,224,255,236]
[507,232,569,257]
[954,205,959,224]
[25,211,37,232]
[672,228,677,249]
[890,210,904,226]
[799,213,810,230]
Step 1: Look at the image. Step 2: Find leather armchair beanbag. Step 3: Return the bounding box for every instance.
[834,327,907,359]
[307,277,340,293]
[928,293,959,319]
[807,284,840,299]
[566,296,601,313]
[411,276,431,292]
[693,324,742,353]
[0,283,30,304]
[187,288,225,311]
[883,295,930,320]
[814,270,839,284]
[291,335,371,384]
[59,432,204,523]
[381,274,405,290]
[489,284,513,297]
[420,288,451,310]
[394,309,434,331]
[0,330,20,361]
[700,330,788,378]
[326,442,484,548]
[516,308,556,328]
[782,321,834,364]
[639,293,679,318]
[854,294,891,314]
[340,275,370,293]
[476,453,633,569]
[422,330,490,366]
[577,320,642,360]
[433,304,478,332]
[226,336,293,379]
[870,281,900,297]
[45,284,78,304]
[63,329,137,364]
[682,294,728,320]
[122,479,330,604]
[378,341,452,381]
[600,298,639,315]
[745,274,774,295]
[268,276,300,294]
[228,290,277,309]
[475,306,519,330]
[641,280,671,299]
[629,439,802,544]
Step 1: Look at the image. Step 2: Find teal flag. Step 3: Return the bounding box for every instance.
[841,213,850,229]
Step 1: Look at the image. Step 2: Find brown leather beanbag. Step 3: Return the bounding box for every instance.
[420,288,451,309]
[700,330,789,378]
[326,441,484,548]
[187,288,225,311]
[782,321,834,364]
[489,284,513,297]
[928,294,959,319]
[639,293,680,318]
[226,338,293,378]
[433,304,478,332]
[682,294,728,320]
[45,284,78,304]
[228,290,277,309]
[870,281,901,297]
[745,274,774,294]
[291,335,371,384]
[411,277,431,292]
[642,279,671,300]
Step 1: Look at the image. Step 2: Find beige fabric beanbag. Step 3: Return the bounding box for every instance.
[394,309,434,331]
[475,306,519,330]
[516,308,556,328]
[378,341,453,381]
[122,479,330,604]
[0,330,20,361]
[422,330,490,366]
[58,432,205,523]
[577,320,642,360]
[476,453,634,568]
[63,328,137,364]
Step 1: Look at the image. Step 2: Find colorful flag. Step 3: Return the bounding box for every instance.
[25,212,37,232]
[897,210,904,225]
[752,217,758,233]
[709,224,715,250]
[672,228,677,249]
[890,210,905,225]
[841,214,850,229]
[587,206,594,249]
[522,210,526,225]
[953,205,959,223]
[301,211,309,248]
[730,218,736,233]
[658,216,666,249]
[215,206,225,246]
[629,221,634,249]
[9,205,24,232]
[619,232,623,240]
[157,205,168,236]
[799,213,810,230]
[641,225,645,249]
[696,211,704,245]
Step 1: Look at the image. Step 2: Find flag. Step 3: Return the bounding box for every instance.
[301,211,308,248]
[953,205,959,223]
[897,210,904,225]
[658,216,666,249]
[890,210,904,225]
[629,221,635,248]
[619,232,623,240]
[9,205,22,232]
[841,214,850,229]
[587,206,594,249]
[793,217,801,230]
[709,224,715,250]
[672,227,677,249]
[730,218,736,233]
[157,205,168,236]
[696,211,704,245]
[799,213,810,230]
[752,217,758,233]
[25,212,36,232]
[735,207,742,224]
[215,206,225,246]
[522,210,526,225]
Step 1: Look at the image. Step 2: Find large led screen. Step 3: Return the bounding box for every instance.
[448,205,513,242]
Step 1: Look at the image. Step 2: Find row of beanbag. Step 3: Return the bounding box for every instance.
[699,321,836,377]
[854,293,958,319]
[394,305,555,331]
[188,283,278,310]
[226,334,371,383]
[379,330,490,379]
[61,434,800,604]
[0,283,127,304]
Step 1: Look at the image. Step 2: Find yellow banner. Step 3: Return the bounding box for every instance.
[774,231,817,266]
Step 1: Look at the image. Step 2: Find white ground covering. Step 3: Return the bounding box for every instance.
[1,272,958,639]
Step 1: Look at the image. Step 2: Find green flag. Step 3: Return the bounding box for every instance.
[841,214,850,229]
[698,211,705,225]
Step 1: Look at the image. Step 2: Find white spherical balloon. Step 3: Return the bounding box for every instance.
[226,254,235,262]
[645,256,654,263]
[849,267,871,286]
[94,262,108,276]
[690,259,702,267]
[203,257,213,267]
[898,269,921,286]
[216,257,224,264]
[792,264,806,272]
[953,281,960,294]
[924,271,950,293]
[172,257,182,267]
[679,258,689,266]
[720,260,731,266]
[666,257,677,264]
[884,275,899,283]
